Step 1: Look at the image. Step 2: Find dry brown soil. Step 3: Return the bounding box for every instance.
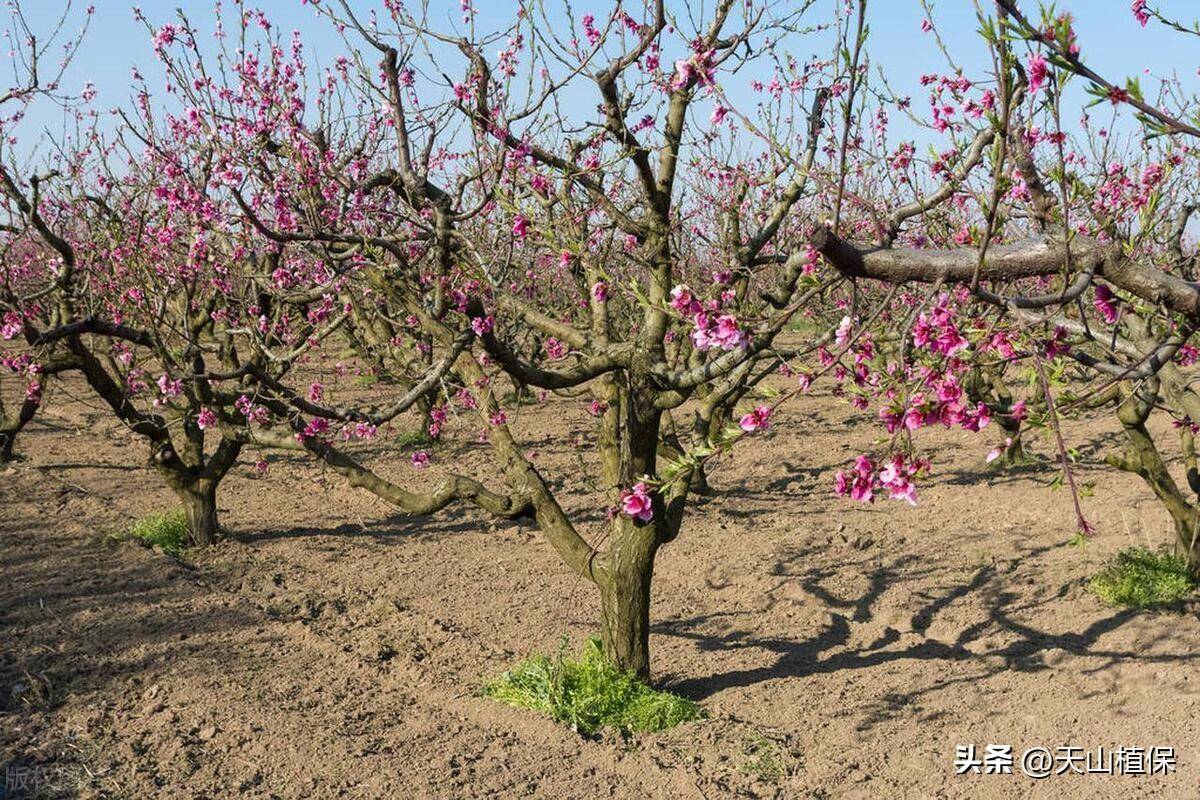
[2,375,1198,798]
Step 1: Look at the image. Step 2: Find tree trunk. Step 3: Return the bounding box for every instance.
[597,519,659,680]
[689,462,715,496]
[1,396,40,462]
[995,416,1026,466]
[1110,384,1200,575]
[181,483,220,547]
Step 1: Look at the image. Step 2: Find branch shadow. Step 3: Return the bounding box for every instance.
[655,541,1186,729]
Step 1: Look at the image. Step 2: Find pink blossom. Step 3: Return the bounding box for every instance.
[835,315,853,346]
[157,374,183,399]
[511,214,531,239]
[411,451,430,469]
[196,407,217,430]
[878,455,919,505]
[669,285,701,315]
[456,388,478,410]
[739,405,773,433]
[1044,325,1070,359]
[837,453,924,506]
[1132,0,1150,26]
[1,311,22,339]
[670,59,695,91]
[986,438,1014,463]
[1027,54,1049,93]
[1093,285,1119,323]
[961,402,991,432]
[297,417,329,442]
[471,315,494,336]
[152,23,179,54]
[620,482,654,522]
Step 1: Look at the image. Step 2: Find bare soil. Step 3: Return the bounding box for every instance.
[2,376,1198,798]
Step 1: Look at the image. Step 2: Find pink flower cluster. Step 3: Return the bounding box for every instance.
[470,315,494,336]
[157,373,183,400]
[835,453,926,505]
[671,285,747,352]
[428,405,448,439]
[511,215,531,239]
[235,394,270,425]
[1132,0,1150,27]
[1027,54,1049,94]
[1,310,22,339]
[879,372,992,434]
[296,416,329,443]
[669,48,716,92]
[196,407,217,430]
[911,295,968,357]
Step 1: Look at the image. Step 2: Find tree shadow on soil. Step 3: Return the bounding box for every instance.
[0,529,266,718]
[655,541,1189,727]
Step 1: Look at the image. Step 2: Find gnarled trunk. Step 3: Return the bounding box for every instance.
[179,481,220,547]
[598,367,666,680]
[994,415,1026,466]
[1109,382,1200,576]
[597,518,659,679]
[0,395,41,462]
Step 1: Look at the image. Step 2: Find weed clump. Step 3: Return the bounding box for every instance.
[1089,546,1198,608]
[127,509,189,556]
[484,637,704,735]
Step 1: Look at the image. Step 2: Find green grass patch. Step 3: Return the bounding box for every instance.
[393,428,430,448]
[484,637,704,735]
[127,509,189,556]
[1089,546,1198,608]
[740,731,800,783]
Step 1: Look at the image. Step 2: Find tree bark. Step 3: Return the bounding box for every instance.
[1109,384,1200,574]
[179,482,220,547]
[597,518,659,679]
[0,395,41,462]
[994,416,1026,466]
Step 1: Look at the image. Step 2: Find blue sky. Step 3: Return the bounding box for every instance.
[7,1,1197,158]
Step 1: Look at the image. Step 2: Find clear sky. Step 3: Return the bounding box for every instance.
[7,1,1198,158]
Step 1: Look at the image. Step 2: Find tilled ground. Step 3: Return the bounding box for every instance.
[2,379,1198,798]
